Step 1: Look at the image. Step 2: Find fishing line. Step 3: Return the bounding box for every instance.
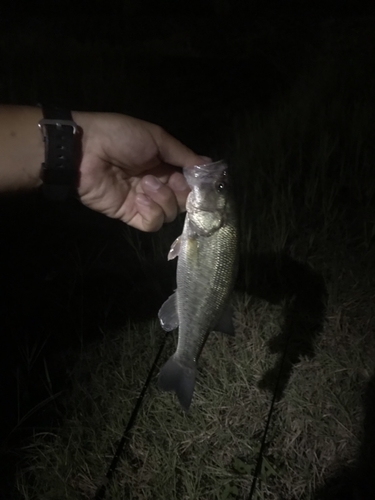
[94,330,169,500]
[246,328,292,500]
[94,312,291,499]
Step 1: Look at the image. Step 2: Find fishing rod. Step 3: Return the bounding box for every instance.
[94,320,291,500]
[94,330,169,500]
[247,329,292,500]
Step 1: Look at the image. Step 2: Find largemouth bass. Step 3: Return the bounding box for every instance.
[158,160,238,411]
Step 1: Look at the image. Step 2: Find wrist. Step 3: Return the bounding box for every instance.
[71,110,106,174]
[71,111,101,159]
[0,105,44,192]
[39,107,83,200]
[71,110,90,159]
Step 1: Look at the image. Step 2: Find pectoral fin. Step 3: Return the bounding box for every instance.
[213,305,235,336]
[167,236,181,261]
[158,291,179,331]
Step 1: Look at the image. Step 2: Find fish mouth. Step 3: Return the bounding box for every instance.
[183,159,227,185]
[184,160,229,213]
[193,159,226,171]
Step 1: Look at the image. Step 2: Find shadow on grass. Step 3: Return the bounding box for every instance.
[310,372,375,500]
[237,252,328,400]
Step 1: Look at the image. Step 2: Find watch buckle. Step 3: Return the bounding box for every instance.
[38,118,78,137]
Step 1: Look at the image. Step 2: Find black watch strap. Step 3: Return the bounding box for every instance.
[39,107,81,201]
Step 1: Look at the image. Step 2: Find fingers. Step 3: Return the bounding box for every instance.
[167,171,190,212]
[133,193,165,232]
[142,174,181,222]
[131,157,216,231]
[154,126,210,168]
[128,174,185,231]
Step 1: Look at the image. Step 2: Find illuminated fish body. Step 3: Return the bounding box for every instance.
[158,160,238,411]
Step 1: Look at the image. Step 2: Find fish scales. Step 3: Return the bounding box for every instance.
[176,222,237,364]
[158,160,238,411]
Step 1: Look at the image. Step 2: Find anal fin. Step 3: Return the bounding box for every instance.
[213,304,235,336]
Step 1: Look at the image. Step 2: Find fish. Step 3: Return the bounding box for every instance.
[157,159,238,411]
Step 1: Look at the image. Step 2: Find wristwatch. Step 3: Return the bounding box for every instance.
[38,107,82,201]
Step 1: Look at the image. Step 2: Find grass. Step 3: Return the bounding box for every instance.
[3,14,375,500]
[14,292,374,499]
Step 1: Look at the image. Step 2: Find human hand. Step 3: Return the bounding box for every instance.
[74,111,210,231]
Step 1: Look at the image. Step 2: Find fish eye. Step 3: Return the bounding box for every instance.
[216,181,226,193]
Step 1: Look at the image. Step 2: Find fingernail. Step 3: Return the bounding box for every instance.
[144,175,162,191]
[197,155,212,164]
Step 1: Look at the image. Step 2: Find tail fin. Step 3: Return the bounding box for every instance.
[158,356,197,412]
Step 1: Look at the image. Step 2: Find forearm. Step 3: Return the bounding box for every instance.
[0,105,46,192]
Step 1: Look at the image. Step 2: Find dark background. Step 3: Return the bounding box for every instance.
[0,0,374,498]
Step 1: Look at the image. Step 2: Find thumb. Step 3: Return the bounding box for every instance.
[155,129,211,168]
